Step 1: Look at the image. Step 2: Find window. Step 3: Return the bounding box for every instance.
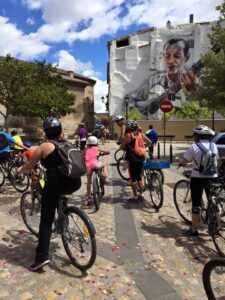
[116,38,129,48]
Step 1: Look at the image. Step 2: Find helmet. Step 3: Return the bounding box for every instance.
[11,129,17,135]
[87,136,98,145]
[114,115,124,122]
[125,119,138,131]
[24,141,32,148]
[43,117,62,139]
[193,125,215,136]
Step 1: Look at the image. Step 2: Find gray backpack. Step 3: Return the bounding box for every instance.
[51,140,86,178]
[196,142,217,176]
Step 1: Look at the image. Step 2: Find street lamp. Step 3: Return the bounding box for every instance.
[124,94,130,120]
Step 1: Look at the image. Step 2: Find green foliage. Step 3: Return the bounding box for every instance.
[188,1,225,115]
[126,107,143,121]
[173,101,212,120]
[0,55,76,128]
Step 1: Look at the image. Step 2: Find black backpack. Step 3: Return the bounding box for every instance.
[0,133,9,150]
[50,140,86,178]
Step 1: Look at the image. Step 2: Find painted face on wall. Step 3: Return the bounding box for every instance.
[163,41,186,76]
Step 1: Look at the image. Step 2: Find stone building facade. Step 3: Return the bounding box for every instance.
[0,66,96,138]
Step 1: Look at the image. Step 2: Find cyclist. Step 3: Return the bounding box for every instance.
[177,125,219,236]
[10,129,24,152]
[21,141,34,161]
[145,125,158,159]
[84,135,109,206]
[0,129,28,167]
[120,120,151,202]
[18,117,81,271]
[113,115,126,145]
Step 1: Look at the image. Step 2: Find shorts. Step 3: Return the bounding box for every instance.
[190,177,218,208]
[86,160,102,175]
[128,160,143,182]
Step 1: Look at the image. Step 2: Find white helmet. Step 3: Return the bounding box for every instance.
[114,115,124,122]
[193,125,215,136]
[87,136,98,145]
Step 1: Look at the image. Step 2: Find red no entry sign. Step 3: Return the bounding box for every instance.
[160,99,173,113]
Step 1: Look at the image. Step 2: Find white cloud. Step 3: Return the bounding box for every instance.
[54,50,107,112]
[0,16,49,59]
[21,0,223,43]
[26,17,35,25]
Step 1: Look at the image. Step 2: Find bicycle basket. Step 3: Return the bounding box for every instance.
[143,160,170,169]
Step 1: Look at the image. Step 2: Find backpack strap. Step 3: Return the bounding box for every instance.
[196,142,207,153]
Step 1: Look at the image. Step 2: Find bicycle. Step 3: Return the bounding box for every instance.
[114,148,124,162]
[20,175,97,271]
[203,257,225,300]
[174,165,225,257]
[0,151,29,192]
[117,156,165,184]
[92,152,109,211]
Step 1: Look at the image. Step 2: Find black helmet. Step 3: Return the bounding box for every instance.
[11,129,17,135]
[43,117,62,139]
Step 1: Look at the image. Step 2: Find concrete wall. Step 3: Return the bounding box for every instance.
[113,119,225,141]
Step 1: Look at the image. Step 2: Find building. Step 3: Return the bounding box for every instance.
[0,61,96,138]
[107,15,218,120]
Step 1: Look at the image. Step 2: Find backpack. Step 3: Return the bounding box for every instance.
[132,133,146,157]
[0,133,9,150]
[145,130,158,144]
[196,142,217,176]
[50,140,86,178]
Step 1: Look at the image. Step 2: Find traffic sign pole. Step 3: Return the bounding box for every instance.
[160,100,173,159]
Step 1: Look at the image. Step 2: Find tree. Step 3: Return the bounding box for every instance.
[126,107,143,121]
[173,101,211,120]
[0,55,75,130]
[188,1,225,115]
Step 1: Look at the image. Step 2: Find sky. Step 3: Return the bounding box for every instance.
[0,0,223,112]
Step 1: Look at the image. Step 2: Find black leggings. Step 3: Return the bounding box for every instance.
[35,176,81,262]
[190,177,218,213]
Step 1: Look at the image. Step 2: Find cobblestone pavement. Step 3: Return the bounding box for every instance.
[0,141,224,299]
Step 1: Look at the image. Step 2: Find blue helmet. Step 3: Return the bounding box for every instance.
[24,141,32,148]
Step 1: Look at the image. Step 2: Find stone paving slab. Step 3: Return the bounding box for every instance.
[0,141,224,299]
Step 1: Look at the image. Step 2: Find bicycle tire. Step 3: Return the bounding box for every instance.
[9,165,30,192]
[93,174,101,211]
[210,203,225,257]
[173,179,192,224]
[61,206,97,271]
[0,167,5,187]
[149,172,164,210]
[117,157,129,181]
[114,149,124,162]
[203,257,225,300]
[20,191,41,236]
[155,169,165,185]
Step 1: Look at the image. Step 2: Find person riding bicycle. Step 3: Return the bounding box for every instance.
[113,115,126,145]
[84,135,109,206]
[0,129,28,167]
[18,117,81,271]
[177,125,219,237]
[120,120,151,202]
[10,129,24,152]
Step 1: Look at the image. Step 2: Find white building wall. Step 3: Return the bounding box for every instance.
[108,22,214,120]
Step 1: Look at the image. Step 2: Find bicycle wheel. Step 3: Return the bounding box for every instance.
[173,179,192,224]
[148,172,164,210]
[0,167,5,187]
[203,257,225,300]
[9,165,30,192]
[154,169,165,185]
[93,174,101,211]
[117,157,129,181]
[114,149,124,162]
[20,191,41,236]
[210,202,225,257]
[61,206,97,271]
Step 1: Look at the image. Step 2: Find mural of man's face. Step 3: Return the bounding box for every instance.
[163,41,186,76]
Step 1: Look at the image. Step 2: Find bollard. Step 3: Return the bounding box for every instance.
[170,144,173,163]
[157,142,160,159]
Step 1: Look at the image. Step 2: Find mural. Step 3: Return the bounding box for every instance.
[108,23,215,119]
[129,38,198,119]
